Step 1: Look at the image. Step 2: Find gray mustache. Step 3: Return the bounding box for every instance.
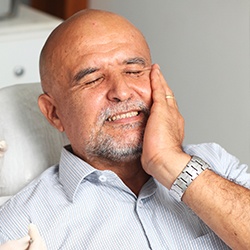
[99,101,150,122]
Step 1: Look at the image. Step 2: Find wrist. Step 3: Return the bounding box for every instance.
[169,155,210,202]
[150,152,191,189]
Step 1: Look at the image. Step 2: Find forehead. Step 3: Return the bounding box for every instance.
[58,26,151,74]
[41,11,151,88]
[76,39,149,63]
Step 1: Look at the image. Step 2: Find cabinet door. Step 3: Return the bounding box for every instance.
[0,37,45,88]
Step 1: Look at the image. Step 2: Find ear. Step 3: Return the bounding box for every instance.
[38,94,64,132]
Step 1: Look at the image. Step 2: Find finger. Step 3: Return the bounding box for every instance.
[151,64,173,94]
[0,235,30,250]
[28,223,40,240]
[150,64,168,104]
[16,236,31,248]
[28,224,47,250]
[165,93,179,110]
[150,64,178,108]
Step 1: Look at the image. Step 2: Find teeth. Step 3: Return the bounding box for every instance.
[108,111,139,121]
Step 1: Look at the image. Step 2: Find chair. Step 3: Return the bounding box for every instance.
[0,83,68,205]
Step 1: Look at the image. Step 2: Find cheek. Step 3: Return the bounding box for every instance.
[136,78,152,106]
[57,96,90,133]
[62,107,93,146]
[68,94,103,129]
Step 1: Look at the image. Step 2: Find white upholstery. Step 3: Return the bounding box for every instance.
[0,196,11,205]
[0,83,68,204]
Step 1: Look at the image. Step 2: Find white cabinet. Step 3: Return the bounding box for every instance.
[0,4,62,88]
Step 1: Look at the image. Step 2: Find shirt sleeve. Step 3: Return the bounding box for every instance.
[183,142,250,188]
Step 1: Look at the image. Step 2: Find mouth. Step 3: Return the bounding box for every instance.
[107,111,140,122]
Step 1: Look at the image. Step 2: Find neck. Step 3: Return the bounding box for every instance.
[90,157,150,196]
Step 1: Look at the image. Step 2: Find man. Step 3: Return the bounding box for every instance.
[0,9,250,249]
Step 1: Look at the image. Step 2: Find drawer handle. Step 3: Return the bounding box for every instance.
[14,66,25,77]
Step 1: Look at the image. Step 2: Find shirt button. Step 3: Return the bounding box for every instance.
[99,175,107,182]
[138,200,144,207]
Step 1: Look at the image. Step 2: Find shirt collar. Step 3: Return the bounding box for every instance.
[59,145,96,203]
[59,145,158,203]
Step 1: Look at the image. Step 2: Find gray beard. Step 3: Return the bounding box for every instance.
[85,101,149,162]
[86,122,145,162]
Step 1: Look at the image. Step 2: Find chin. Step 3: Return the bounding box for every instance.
[87,139,143,163]
[108,146,142,162]
[86,125,144,162]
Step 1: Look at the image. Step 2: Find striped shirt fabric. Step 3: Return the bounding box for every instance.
[0,142,249,249]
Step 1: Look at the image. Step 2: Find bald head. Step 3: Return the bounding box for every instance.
[39,9,151,94]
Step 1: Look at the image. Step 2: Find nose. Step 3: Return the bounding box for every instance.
[107,74,133,102]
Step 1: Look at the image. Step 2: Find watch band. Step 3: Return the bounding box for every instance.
[169,155,209,202]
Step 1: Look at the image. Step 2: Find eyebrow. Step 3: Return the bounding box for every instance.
[73,67,100,82]
[72,57,147,83]
[123,57,147,66]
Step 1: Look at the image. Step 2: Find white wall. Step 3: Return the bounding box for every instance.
[89,0,250,169]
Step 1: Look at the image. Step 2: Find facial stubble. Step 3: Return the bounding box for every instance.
[85,101,150,162]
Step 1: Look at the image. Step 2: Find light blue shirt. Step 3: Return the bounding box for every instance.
[0,143,249,249]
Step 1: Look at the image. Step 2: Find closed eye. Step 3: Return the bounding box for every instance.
[85,77,104,86]
[125,70,144,77]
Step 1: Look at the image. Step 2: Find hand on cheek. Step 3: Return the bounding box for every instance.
[141,64,191,189]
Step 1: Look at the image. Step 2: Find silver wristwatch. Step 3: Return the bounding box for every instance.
[169,155,209,202]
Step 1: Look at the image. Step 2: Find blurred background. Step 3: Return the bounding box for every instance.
[1,0,249,169]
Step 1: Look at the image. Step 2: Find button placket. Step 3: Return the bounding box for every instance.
[137,199,144,208]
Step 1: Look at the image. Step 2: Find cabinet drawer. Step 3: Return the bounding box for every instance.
[0,37,45,88]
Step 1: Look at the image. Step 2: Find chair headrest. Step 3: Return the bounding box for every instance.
[0,83,68,196]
